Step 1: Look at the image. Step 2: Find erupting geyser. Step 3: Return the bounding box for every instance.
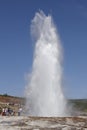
[25,11,67,116]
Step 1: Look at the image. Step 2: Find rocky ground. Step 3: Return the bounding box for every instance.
[0,116,87,130]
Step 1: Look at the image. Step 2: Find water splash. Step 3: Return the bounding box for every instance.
[25,11,67,116]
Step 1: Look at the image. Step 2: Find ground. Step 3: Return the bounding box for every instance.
[0,116,87,129]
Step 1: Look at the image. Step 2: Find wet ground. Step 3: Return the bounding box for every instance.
[0,116,87,130]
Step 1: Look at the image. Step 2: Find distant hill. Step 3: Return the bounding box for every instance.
[0,94,87,112]
[0,94,25,105]
[69,99,87,112]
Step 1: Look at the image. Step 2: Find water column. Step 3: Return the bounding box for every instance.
[25,11,67,116]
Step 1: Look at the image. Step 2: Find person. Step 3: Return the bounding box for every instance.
[2,108,5,116]
[5,107,9,116]
[18,107,22,116]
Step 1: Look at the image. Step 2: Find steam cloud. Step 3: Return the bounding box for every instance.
[25,11,67,116]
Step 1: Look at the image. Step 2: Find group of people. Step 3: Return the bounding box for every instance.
[1,107,22,116]
[1,107,15,116]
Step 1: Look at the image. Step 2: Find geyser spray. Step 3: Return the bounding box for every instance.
[25,11,67,116]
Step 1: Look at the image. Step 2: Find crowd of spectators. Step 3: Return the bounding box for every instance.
[0,107,22,116]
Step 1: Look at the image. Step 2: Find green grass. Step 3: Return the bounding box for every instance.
[69,99,87,111]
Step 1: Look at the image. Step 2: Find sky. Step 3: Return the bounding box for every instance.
[0,0,87,99]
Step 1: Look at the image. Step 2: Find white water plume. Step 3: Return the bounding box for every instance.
[25,11,67,116]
